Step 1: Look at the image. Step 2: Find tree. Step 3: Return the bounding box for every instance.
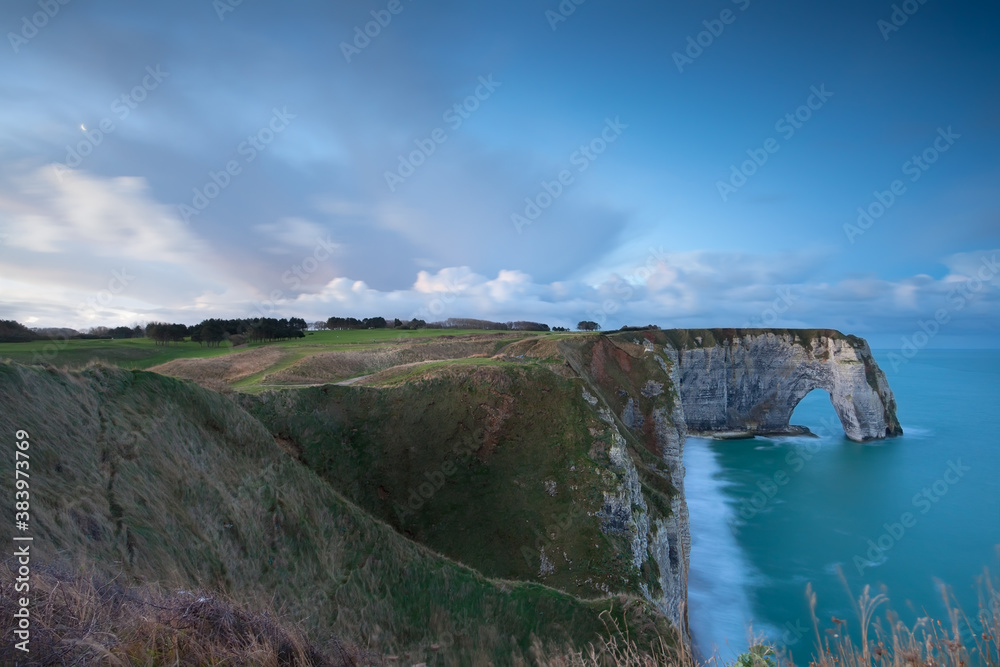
[289,317,308,331]
[327,316,364,330]
[0,320,39,343]
[146,322,189,345]
[577,320,600,331]
[510,321,550,332]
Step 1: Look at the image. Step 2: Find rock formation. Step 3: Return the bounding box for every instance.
[554,328,902,637]
[657,329,902,442]
[558,335,691,633]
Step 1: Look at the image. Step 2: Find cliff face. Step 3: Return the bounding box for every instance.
[658,329,902,442]
[556,335,690,632]
[558,328,901,634]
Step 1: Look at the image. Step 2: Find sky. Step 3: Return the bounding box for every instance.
[0,0,997,347]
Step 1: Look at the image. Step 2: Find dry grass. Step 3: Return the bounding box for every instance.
[262,336,519,385]
[768,565,1000,667]
[494,337,566,362]
[150,345,289,386]
[146,336,524,390]
[0,560,369,666]
[527,611,697,666]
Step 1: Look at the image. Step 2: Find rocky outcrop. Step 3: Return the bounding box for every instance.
[656,329,902,442]
[558,328,902,636]
[559,335,691,634]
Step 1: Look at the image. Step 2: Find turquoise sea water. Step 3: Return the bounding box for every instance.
[685,349,1000,663]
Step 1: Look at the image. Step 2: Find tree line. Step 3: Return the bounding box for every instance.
[0,315,625,345]
[172,318,307,347]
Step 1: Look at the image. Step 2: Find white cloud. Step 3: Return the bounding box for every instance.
[0,165,256,327]
[0,165,994,345]
[3,165,205,262]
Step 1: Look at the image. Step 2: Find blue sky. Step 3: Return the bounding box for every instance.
[0,0,997,347]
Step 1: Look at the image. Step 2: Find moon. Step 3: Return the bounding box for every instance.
[80,124,86,132]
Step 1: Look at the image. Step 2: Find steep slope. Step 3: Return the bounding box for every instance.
[0,361,674,663]
[242,336,693,633]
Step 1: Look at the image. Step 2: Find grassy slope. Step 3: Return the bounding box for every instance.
[240,361,659,600]
[0,360,671,664]
[0,329,531,372]
[238,333,687,614]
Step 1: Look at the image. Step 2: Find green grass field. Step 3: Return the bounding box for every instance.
[0,329,567,371]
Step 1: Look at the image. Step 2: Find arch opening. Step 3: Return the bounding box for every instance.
[788,387,844,439]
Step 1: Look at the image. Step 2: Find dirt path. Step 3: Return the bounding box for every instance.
[334,374,372,386]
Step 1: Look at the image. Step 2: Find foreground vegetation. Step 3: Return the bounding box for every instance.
[3,561,995,666]
[0,360,676,664]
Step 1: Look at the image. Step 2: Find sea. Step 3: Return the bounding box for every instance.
[685,349,1000,664]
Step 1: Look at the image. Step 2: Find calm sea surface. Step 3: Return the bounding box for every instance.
[685,349,1000,663]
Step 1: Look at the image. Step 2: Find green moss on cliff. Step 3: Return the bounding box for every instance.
[240,361,664,600]
[654,328,847,352]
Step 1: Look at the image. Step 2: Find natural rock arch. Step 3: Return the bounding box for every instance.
[668,330,902,441]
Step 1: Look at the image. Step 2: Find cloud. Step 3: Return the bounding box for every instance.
[0,165,253,326]
[3,165,204,262]
[255,217,336,253]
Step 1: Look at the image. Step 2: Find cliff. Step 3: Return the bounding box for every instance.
[0,327,902,659]
[240,350,691,631]
[227,327,903,640]
[653,329,902,442]
[0,361,676,662]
